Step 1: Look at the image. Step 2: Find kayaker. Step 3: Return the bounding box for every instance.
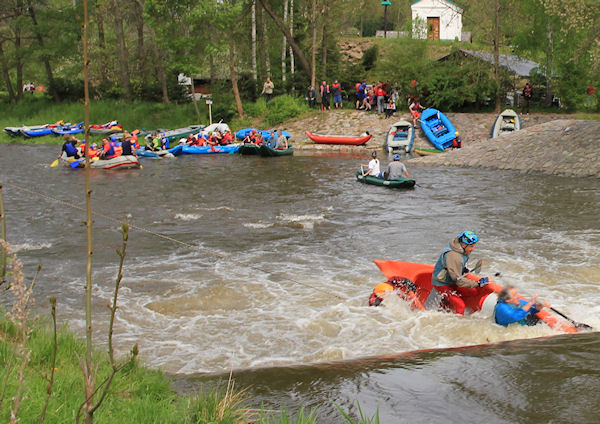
[60,134,81,159]
[147,133,164,151]
[361,151,381,177]
[369,277,424,309]
[384,154,410,180]
[100,138,119,159]
[425,231,490,315]
[494,285,550,326]
[268,130,279,149]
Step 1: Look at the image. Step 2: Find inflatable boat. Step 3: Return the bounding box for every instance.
[420,108,457,150]
[305,131,371,146]
[491,109,522,138]
[355,171,415,189]
[371,260,586,333]
[258,145,294,157]
[384,120,414,153]
[181,144,240,155]
[65,155,140,170]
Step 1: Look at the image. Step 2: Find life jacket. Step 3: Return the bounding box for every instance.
[432,245,468,287]
[355,82,361,92]
[103,142,116,158]
[332,83,341,93]
[64,142,78,156]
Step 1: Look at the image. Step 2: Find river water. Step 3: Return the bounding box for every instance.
[1,144,599,422]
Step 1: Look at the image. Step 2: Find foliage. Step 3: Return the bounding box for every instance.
[336,402,380,424]
[262,95,309,126]
[362,45,378,71]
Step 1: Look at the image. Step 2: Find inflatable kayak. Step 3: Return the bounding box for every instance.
[136,144,183,158]
[238,144,261,155]
[305,131,371,145]
[258,145,294,157]
[52,122,84,136]
[181,144,240,155]
[355,171,415,189]
[371,260,582,333]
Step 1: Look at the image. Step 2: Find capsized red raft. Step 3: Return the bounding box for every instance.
[372,260,581,334]
[304,131,372,146]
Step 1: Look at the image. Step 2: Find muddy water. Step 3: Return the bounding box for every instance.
[1,144,598,422]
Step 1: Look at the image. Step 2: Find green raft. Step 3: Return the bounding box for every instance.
[355,170,415,189]
[238,144,261,155]
[258,145,294,157]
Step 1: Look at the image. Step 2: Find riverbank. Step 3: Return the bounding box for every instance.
[283,110,600,178]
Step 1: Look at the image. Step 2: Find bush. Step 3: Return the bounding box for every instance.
[263,95,308,126]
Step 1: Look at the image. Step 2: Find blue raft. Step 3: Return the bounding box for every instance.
[181,144,240,155]
[420,109,457,150]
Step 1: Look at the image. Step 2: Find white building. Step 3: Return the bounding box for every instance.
[411,0,464,41]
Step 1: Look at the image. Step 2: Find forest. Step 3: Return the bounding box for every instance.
[1,0,599,118]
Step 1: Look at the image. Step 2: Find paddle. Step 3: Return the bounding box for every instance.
[50,158,59,167]
[494,271,593,330]
[70,159,83,168]
[458,259,483,280]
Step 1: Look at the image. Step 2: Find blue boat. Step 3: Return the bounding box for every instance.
[384,120,415,154]
[52,122,84,136]
[181,144,240,155]
[235,128,291,141]
[20,126,55,137]
[420,109,457,150]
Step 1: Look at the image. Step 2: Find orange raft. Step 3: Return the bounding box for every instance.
[304,131,372,146]
[371,260,580,334]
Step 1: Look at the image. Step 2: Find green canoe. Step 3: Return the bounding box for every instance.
[355,171,415,189]
[258,145,294,157]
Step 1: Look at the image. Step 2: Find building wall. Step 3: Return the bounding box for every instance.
[411,0,463,41]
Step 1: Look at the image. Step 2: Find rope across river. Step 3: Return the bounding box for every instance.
[1,181,347,300]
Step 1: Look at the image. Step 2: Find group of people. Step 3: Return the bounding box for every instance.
[354,80,399,118]
[369,230,552,328]
[360,151,410,180]
[304,80,343,111]
[182,130,235,148]
[59,133,139,161]
[242,129,288,150]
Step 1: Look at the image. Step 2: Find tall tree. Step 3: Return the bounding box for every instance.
[112,0,131,100]
[281,0,288,84]
[251,0,257,85]
[288,0,295,93]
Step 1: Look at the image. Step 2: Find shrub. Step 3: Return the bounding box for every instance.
[263,95,308,126]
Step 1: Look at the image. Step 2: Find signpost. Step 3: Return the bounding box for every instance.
[206,99,213,125]
[381,1,391,39]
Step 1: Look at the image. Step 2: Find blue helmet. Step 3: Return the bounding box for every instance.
[393,154,400,160]
[458,231,479,245]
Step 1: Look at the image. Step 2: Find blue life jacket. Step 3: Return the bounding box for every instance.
[431,245,468,287]
[65,142,78,156]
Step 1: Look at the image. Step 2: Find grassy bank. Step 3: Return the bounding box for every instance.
[0,95,313,145]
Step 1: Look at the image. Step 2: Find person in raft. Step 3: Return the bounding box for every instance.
[61,134,81,159]
[369,277,424,309]
[384,154,410,180]
[494,285,550,327]
[361,151,382,177]
[100,138,119,160]
[120,134,138,157]
[424,231,490,315]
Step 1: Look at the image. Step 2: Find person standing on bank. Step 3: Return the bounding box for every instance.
[261,77,274,103]
[425,231,490,315]
[332,80,343,108]
[522,82,533,115]
[319,80,331,111]
[384,154,410,180]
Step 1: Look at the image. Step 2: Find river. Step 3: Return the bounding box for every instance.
[1,144,599,422]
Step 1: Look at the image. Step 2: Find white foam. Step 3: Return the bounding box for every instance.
[174,213,203,221]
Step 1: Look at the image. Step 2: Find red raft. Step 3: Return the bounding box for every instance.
[372,260,580,334]
[304,131,372,146]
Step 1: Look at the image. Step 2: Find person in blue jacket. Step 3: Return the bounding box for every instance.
[495,285,550,326]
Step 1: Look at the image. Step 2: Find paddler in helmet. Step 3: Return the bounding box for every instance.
[425,231,490,315]
[369,277,425,309]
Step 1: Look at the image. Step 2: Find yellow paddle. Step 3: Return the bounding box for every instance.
[50,158,59,167]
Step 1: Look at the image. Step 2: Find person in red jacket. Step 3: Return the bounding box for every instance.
[331,80,342,108]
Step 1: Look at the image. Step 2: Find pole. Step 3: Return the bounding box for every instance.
[0,183,6,283]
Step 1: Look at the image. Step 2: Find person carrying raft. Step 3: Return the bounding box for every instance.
[494,285,550,327]
[60,134,81,159]
[425,231,490,315]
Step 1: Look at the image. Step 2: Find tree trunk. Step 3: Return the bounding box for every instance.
[311,0,317,87]
[112,0,131,100]
[545,22,554,107]
[26,4,59,101]
[147,29,169,103]
[262,11,271,78]
[321,2,327,80]
[258,0,311,80]
[251,0,257,85]
[281,0,288,84]
[0,42,16,102]
[229,35,244,118]
[95,5,108,88]
[493,0,501,112]
[134,0,145,83]
[14,27,23,101]
[289,0,295,93]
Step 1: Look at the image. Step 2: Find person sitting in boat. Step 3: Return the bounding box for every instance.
[451,131,462,149]
[494,285,550,327]
[384,154,410,180]
[425,231,490,315]
[369,276,424,309]
[267,130,279,149]
[222,129,234,145]
[120,135,138,157]
[361,151,382,177]
[100,138,120,160]
[61,134,81,159]
[409,97,425,128]
[147,133,165,152]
